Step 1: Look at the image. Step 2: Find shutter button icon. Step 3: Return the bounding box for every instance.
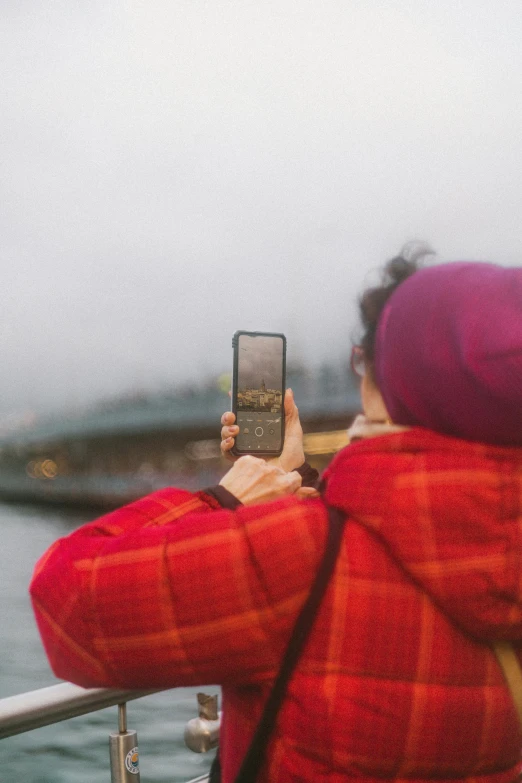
[255,427,264,437]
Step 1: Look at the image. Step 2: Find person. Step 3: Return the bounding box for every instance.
[30,250,522,783]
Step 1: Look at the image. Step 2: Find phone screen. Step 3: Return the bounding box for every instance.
[233,332,286,455]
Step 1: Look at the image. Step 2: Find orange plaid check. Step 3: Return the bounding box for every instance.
[31,430,522,783]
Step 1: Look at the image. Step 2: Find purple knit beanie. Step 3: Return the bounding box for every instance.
[374,261,522,446]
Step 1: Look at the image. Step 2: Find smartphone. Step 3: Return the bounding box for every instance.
[231,331,286,456]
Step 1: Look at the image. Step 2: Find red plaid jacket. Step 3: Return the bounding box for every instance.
[30,429,522,783]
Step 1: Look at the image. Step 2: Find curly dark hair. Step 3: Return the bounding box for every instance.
[358,243,435,363]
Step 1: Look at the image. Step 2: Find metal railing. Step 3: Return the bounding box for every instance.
[0,682,220,782]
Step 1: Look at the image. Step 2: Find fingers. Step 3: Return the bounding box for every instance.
[295,487,320,499]
[221,411,236,426]
[287,470,303,493]
[221,422,238,441]
[221,438,235,459]
[231,455,298,490]
[220,411,238,458]
[220,454,319,506]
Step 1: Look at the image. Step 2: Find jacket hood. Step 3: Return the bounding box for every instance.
[322,428,522,641]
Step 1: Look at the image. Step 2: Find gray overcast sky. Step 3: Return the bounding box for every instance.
[1,0,522,418]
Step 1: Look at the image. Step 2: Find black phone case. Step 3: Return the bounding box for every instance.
[231,330,286,457]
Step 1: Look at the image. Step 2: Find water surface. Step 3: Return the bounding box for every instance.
[0,502,216,782]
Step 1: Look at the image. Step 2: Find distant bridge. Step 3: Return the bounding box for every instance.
[0,372,360,447]
[0,375,360,509]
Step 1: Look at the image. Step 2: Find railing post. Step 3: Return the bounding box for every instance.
[184,693,220,753]
[109,702,141,781]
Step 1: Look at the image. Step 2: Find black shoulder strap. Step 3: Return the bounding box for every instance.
[231,504,346,783]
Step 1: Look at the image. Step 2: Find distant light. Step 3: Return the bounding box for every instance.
[184,429,349,461]
[26,461,38,479]
[303,430,349,455]
[26,459,58,479]
[41,459,58,479]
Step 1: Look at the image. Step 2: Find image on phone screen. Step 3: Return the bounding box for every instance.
[233,332,285,455]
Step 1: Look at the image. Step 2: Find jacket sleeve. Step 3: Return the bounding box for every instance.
[29,486,327,689]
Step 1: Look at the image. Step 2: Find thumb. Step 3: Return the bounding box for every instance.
[284,388,298,418]
[295,487,320,499]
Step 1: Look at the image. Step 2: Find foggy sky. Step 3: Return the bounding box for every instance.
[2,0,522,418]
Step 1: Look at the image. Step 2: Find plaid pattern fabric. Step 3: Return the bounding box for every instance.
[30,430,522,783]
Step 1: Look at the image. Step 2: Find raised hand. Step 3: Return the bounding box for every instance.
[220,389,305,472]
[219,455,302,505]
